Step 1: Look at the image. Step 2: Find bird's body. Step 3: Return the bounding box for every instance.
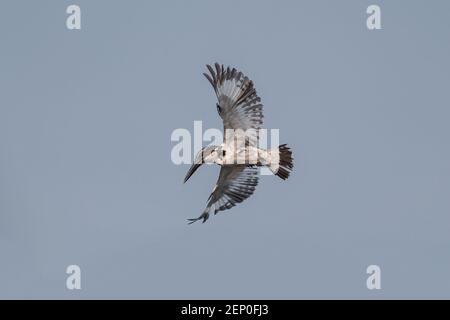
[184,63,294,224]
[197,143,277,167]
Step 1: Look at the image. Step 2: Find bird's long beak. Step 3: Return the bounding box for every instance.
[183,163,202,183]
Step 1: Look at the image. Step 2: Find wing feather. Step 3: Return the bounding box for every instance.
[203,63,264,146]
[206,165,259,214]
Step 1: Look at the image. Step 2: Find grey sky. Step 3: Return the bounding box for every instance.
[0,0,449,299]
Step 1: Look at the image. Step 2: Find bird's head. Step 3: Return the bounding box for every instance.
[183,146,220,183]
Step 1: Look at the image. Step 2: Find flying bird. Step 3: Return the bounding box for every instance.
[184,63,293,224]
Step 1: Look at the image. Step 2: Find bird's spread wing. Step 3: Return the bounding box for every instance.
[203,63,263,146]
[206,165,259,215]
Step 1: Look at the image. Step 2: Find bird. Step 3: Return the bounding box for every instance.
[184,63,293,224]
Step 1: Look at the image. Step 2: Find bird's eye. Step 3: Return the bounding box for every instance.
[222,150,226,157]
[216,103,222,114]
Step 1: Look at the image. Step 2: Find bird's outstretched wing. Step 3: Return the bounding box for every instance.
[188,165,259,224]
[208,165,259,214]
[203,63,263,147]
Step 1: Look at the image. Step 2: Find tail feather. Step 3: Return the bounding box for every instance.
[275,144,293,180]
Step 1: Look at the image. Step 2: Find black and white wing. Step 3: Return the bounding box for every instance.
[207,165,259,214]
[188,165,259,223]
[203,63,264,147]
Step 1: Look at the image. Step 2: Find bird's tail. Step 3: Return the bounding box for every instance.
[270,144,293,180]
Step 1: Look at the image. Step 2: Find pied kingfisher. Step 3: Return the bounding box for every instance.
[184,63,294,224]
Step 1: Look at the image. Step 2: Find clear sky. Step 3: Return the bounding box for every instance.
[0,0,449,298]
